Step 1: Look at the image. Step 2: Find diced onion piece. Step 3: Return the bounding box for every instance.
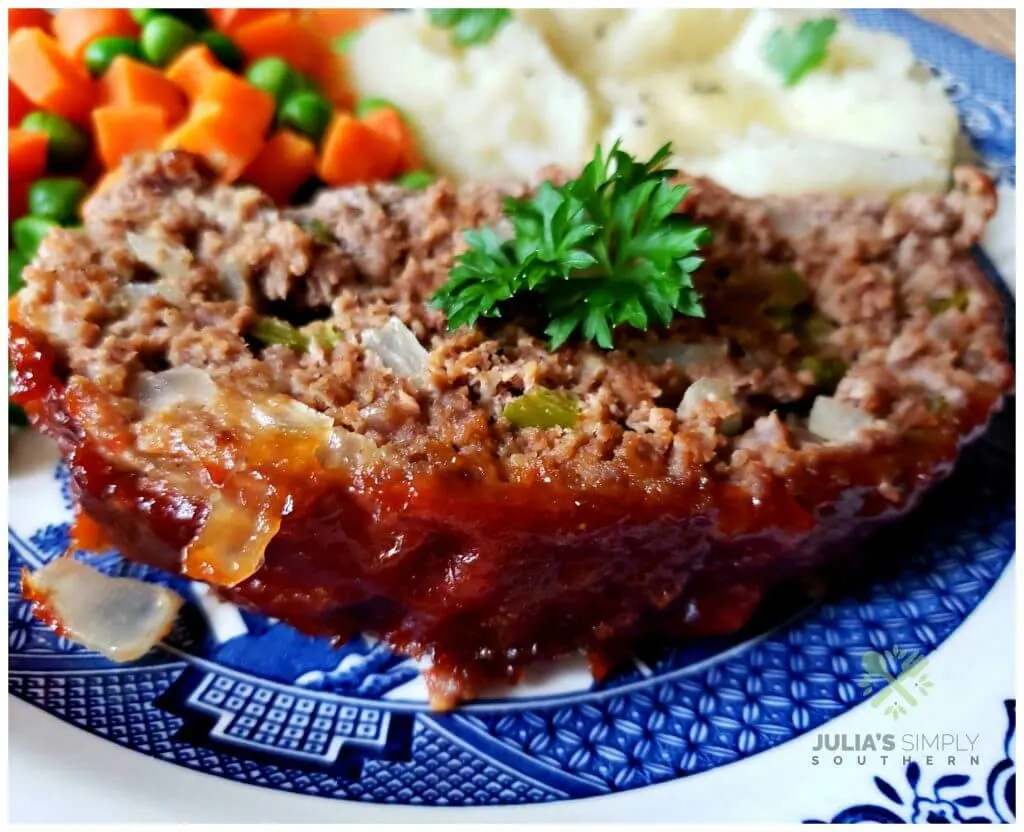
[318,426,381,470]
[23,558,183,662]
[183,487,282,587]
[118,279,187,308]
[361,317,429,379]
[808,395,875,443]
[638,340,729,368]
[137,366,218,417]
[126,231,193,279]
[678,376,742,434]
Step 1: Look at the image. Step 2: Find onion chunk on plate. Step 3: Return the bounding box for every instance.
[23,558,183,662]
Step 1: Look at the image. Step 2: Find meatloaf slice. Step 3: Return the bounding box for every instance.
[11,151,1012,707]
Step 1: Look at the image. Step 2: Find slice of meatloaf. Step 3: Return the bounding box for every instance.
[11,151,1012,707]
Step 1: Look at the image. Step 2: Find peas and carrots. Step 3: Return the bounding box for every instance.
[8,7,430,300]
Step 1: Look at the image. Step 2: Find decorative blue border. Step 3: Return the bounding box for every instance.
[7,10,1017,812]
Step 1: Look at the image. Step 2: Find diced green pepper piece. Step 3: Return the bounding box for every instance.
[764,267,811,314]
[926,288,970,315]
[800,355,847,390]
[503,387,579,429]
[250,317,310,352]
[798,311,837,343]
[309,321,340,350]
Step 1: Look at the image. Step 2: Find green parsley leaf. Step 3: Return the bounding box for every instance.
[764,17,838,87]
[427,9,511,47]
[430,142,710,350]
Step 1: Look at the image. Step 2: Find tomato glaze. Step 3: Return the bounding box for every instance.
[10,322,998,707]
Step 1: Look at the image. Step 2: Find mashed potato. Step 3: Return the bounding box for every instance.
[348,9,960,196]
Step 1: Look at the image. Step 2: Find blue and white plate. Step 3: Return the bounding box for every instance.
[8,10,1016,823]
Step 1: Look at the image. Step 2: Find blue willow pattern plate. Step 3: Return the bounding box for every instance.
[7,9,1016,814]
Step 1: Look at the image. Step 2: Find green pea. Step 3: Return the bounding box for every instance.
[130,9,160,25]
[19,112,91,172]
[11,217,59,261]
[278,90,333,144]
[27,178,89,225]
[200,30,243,72]
[245,57,300,105]
[140,15,197,67]
[84,36,141,77]
[9,249,27,297]
[396,170,434,190]
[355,97,396,119]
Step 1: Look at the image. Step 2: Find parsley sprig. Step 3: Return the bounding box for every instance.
[764,17,838,87]
[431,142,710,350]
[427,9,511,47]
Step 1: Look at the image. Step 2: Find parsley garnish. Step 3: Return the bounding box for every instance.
[764,17,838,87]
[427,9,511,47]
[431,142,710,350]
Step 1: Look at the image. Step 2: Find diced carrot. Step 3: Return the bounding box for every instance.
[318,113,398,187]
[92,104,170,169]
[9,79,34,126]
[8,28,96,125]
[9,128,48,181]
[162,96,271,184]
[8,8,52,36]
[361,106,422,175]
[164,70,274,181]
[10,179,30,221]
[166,44,222,101]
[53,8,137,62]
[301,9,383,39]
[240,129,317,203]
[194,70,274,133]
[99,56,186,126]
[208,9,293,35]
[233,12,324,74]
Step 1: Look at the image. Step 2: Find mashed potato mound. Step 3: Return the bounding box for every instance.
[348,9,959,196]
